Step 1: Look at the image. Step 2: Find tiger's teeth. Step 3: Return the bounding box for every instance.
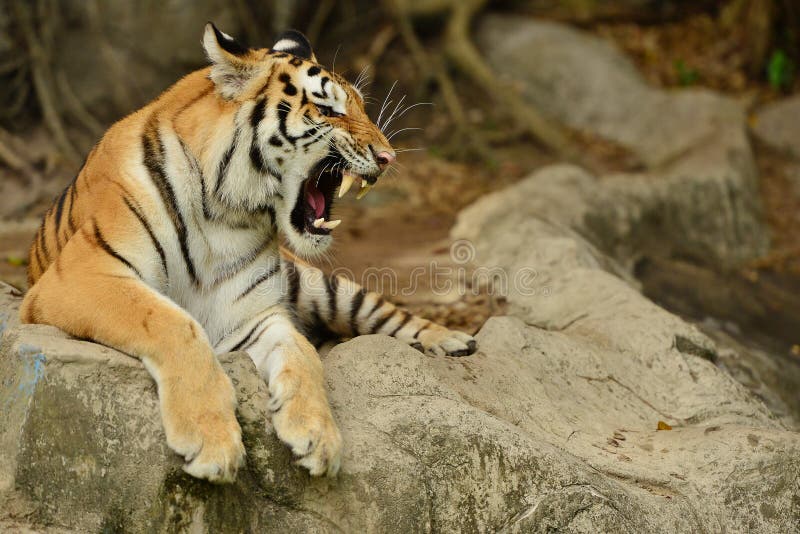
[338,173,356,198]
[322,219,341,229]
[313,218,325,228]
[356,184,373,200]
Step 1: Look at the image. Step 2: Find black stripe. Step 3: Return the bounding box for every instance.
[300,125,332,151]
[67,183,78,233]
[276,101,294,142]
[349,287,367,335]
[231,321,262,352]
[286,262,300,307]
[214,128,239,196]
[37,224,50,263]
[199,174,213,220]
[122,196,168,278]
[413,323,431,339]
[389,312,413,337]
[53,183,70,243]
[33,243,46,276]
[179,139,213,221]
[142,116,198,285]
[215,234,274,286]
[242,324,270,351]
[250,143,268,174]
[364,297,385,320]
[276,100,322,143]
[326,275,338,324]
[235,262,280,302]
[369,310,395,334]
[253,68,278,101]
[251,97,267,128]
[93,221,141,278]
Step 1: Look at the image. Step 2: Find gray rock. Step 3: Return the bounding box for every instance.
[53,1,242,123]
[752,95,800,158]
[476,16,769,268]
[452,163,763,276]
[3,228,800,534]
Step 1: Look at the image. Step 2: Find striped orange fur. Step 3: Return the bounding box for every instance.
[21,24,476,483]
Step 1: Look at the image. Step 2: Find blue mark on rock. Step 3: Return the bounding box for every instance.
[1,344,47,413]
[17,344,46,396]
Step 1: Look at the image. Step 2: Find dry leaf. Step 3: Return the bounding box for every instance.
[657,421,673,431]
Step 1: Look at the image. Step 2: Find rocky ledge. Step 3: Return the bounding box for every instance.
[2,162,798,531]
[3,16,799,533]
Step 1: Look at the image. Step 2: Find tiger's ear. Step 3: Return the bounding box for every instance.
[203,23,255,99]
[270,30,316,62]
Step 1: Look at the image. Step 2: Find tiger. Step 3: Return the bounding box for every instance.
[19,24,477,483]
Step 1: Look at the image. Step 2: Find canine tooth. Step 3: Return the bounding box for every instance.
[313,218,325,228]
[322,219,341,229]
[356,184,373,199]
[338,173,355,198]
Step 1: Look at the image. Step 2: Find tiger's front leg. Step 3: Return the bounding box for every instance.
[218,308,342,476]
[21,223,245,482]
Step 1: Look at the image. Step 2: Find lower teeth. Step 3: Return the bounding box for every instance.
[312,217,342,230]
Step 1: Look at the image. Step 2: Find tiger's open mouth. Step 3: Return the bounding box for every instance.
[290,156,377,236]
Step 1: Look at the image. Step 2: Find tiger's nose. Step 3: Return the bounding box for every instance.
[374,149,396,169]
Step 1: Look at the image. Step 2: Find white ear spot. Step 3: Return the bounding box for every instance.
[270,30,314,61]
[273,38,298,52]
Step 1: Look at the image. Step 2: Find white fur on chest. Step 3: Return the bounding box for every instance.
[176,218,284,346]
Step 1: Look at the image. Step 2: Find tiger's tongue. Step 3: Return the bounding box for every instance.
[305,183,325,217]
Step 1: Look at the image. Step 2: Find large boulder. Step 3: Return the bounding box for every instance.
[2,180,799,533]
[477,16,769,269]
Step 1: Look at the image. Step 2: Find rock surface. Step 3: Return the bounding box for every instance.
[477,15,769,269]
[3,172,799,532]
[751,95,800,159]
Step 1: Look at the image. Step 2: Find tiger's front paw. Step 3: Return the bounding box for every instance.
[412,323,477,357]
[159,365,246,483]
[269,368,342,477]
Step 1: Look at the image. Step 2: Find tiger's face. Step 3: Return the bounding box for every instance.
[203,25,395,257]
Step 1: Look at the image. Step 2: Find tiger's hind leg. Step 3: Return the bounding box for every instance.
[284,259,477,357]
[21,221,245,483]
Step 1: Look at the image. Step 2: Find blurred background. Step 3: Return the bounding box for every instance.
[0,1,799,363]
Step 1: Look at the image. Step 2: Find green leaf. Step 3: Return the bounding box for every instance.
[674,60,699,87]
[767,49,795,90]
[6,255,27,266]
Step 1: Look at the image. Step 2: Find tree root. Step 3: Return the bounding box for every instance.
[0,127,43,189]
[386,0,494,160]
[385,0,582,163]
[11,0,79,163]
